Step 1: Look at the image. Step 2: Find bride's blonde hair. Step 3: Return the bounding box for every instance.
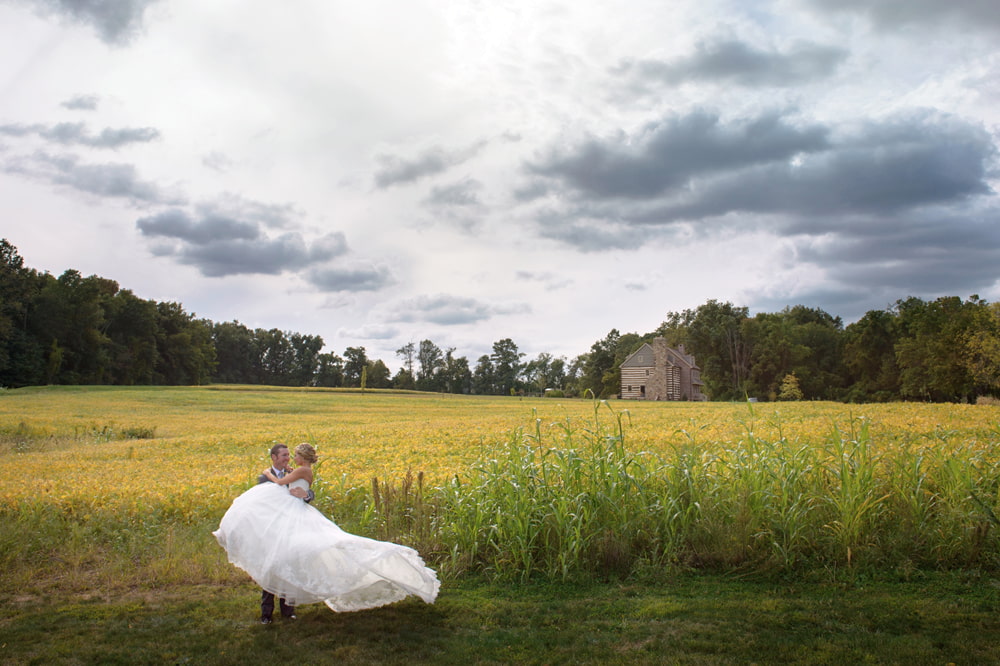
[294,442,318,464]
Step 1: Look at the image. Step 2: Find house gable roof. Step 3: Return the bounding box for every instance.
[620,343,655,368]
[619,340,701,371]
[664,347,698,370]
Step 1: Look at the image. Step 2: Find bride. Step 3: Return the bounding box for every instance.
[213,443,440,613]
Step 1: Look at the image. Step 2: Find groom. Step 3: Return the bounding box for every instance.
[256,442,314,624]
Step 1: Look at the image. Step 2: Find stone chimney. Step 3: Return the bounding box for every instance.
[650,337,669,401]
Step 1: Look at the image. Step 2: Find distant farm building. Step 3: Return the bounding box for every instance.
[620,337,706,401]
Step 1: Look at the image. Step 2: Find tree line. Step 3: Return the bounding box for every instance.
[2,239,998,401]
[624,298,1000,403]
[0,239,562,394]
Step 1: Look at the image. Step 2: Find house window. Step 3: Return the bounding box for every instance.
[645,369,650,376]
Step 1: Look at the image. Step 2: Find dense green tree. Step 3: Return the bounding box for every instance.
[744,306,843,400]
[256,329,294,385]
[549,357,567,391]
[365,358,392,388]
[523,352,568,394]
[392,367,415,390]
[343,346,369,387]
[0,240,45,386]
[472,354,494,394]
[654,310,693,348]
[0,328,45,387]
[562,355,586,397]
[213,326,322,386]
[842,309,900,401]
[29,270,118,384]
[394,342,416,389]
[684,300,751,400]
[212,321,259,384]
[579,329,619,398]
[522,353,546,395]
[0,240,28,362]
[895,296,985,402]
[289,333,324,386]
[440,348,472,394]
[963,302,1000,397]
[153,302,215,385]
[787,306,844,400]
[314,351,344,387]
[490,338,523,395]
[578,329,643,398]
[417,339,444,391]
[104,289,160,384]
[743,312,792,399]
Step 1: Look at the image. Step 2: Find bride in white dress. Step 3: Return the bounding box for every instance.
[213,443,440,613]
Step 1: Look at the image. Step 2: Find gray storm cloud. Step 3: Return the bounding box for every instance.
[60,94,100,111]
[2,152,171,204]
[644,114,994,222]
[525,110,993,219]
[307,265,396,292]
[423,179,483,208]
[390,294,530,326]
[805,0,1000,33]
[526,110,830,201]
[374,142,485,188]
[136,208,350,278]
[792,208,1000,292]
[136,209,261,244]
[13,0,161,45]
[0,119,167,205]
[0,122,160,148]
[616,39,848,90]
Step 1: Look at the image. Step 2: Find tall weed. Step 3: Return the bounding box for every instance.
[431,401,1000,580]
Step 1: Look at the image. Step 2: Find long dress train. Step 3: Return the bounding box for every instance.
[213,479,439,612]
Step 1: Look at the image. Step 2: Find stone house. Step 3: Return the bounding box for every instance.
[619,337,707,401]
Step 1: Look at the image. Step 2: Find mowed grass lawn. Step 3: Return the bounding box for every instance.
[2,386,1000,664]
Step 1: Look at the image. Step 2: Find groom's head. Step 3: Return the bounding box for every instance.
[270,443,290,470]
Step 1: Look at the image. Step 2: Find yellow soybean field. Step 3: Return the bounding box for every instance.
[2,385,998,521]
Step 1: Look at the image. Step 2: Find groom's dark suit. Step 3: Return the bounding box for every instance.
[256,466,315,622]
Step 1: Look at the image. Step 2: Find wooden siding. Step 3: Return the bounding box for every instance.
[621,366,651,399]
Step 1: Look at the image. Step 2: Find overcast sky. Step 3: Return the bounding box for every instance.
[2,0,998,371]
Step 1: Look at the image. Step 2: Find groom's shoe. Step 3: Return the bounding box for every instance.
[260,616,273,625]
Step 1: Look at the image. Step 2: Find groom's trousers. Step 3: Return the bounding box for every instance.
[261,589,295,619]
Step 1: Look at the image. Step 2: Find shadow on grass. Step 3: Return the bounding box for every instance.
[3,572,1000,665]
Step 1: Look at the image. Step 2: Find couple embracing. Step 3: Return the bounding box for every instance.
[213,442,439,623]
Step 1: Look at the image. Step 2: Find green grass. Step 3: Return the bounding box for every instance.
[4,571,1000,665]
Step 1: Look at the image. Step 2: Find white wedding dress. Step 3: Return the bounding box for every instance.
[213,479,440,612]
